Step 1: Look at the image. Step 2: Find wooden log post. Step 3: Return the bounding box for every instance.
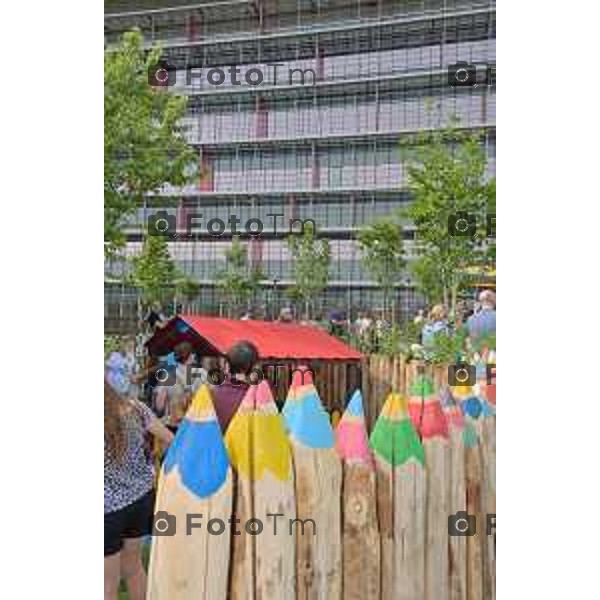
[474,355,496,600]
[283,368,342,599]
[147,385,232,600]
[458,390,486,600]
[335,389,380,600]
[440,383,468,600]
[224,381,296,600]
[408,368,451,600]
[370,392,426,600]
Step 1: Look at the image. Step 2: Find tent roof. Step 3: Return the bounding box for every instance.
[146,315,362,361]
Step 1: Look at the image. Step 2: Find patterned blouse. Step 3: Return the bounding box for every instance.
[104,400,155,514]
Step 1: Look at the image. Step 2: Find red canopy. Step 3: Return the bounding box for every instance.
[146,315,362,361]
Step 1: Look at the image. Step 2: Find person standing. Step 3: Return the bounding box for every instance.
[105,336,138,399]
[104,381,173,600]
[277,307,295,323]
[211,341,259,433]
[467,290,496,345]
[144,302,167,334]
[421,304,449,351]
[154,342,197,429]
[413,309,426,327]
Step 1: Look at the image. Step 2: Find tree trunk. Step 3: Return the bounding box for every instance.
[450,285,458,318]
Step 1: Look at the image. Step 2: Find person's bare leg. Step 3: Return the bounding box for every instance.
[104,552,121,600]
[121,537,147,600]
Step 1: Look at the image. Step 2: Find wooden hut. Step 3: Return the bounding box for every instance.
[145,315,363,410]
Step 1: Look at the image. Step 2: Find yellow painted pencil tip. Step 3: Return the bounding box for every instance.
[187,384,216,420]
[382,393,408,418]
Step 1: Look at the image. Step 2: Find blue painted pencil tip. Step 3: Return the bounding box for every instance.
[345,389,364,417]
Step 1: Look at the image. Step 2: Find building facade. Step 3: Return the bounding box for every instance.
[104,0,496,331]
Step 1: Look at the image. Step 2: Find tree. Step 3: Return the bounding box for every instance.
[404,125,496,313]
[173,276,201,313]
[130,233,178,305]
[358,219,406,321]
[286,222,331,319]
[104,30,195,257]
[216,238,264,317]
[410,253,445,305]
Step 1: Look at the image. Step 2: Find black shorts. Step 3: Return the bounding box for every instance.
[104,489,155,557]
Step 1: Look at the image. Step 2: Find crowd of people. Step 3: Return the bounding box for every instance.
[417,289,497,352]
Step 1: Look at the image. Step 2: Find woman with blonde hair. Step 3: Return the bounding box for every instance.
[421,304,450,351]
[104,381,174,600]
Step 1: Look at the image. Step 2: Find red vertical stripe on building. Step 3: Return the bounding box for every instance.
[256,96,268,138]
[187,13,201,41]
[177,202,189,236]
[199,150,214,192]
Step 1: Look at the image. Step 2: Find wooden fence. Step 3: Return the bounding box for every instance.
[257,355,456,428]
[149,354,496,600]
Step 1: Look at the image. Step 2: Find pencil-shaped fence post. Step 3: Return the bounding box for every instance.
[440,384,467,600]
[408,369,451,600]
[283,368,342,600]
[335,389,380,600]
[458,387,486,600]
[474,355,496,600]
[147,385,232,600]
[225,380,296,600]
[370,392,426,600]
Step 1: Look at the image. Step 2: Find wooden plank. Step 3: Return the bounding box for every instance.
[283,367,342,600]
[147,385,232,600]
[474,356,496,600]
[225,380,296,600]
[370,392,426,600]
[409,371,450,600]
[440,385,467,600]
[336,389,380,600]
[460,393,485,600]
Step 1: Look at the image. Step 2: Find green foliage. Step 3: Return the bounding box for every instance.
[424,327,469,364]
[216,238,264,316]
[358,219,406,320]
[403,124,496,312]
[104,30,195,257]
[376,325,403,356]
[410,254,445,306]
[174,276,200,301]
[286,222,331,318]
[104,334,121,358]
[130,233,178,304]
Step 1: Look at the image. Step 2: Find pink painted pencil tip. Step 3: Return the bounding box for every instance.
[290,365,313,387]
[336,391,374,466]
[255,379,276,407]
